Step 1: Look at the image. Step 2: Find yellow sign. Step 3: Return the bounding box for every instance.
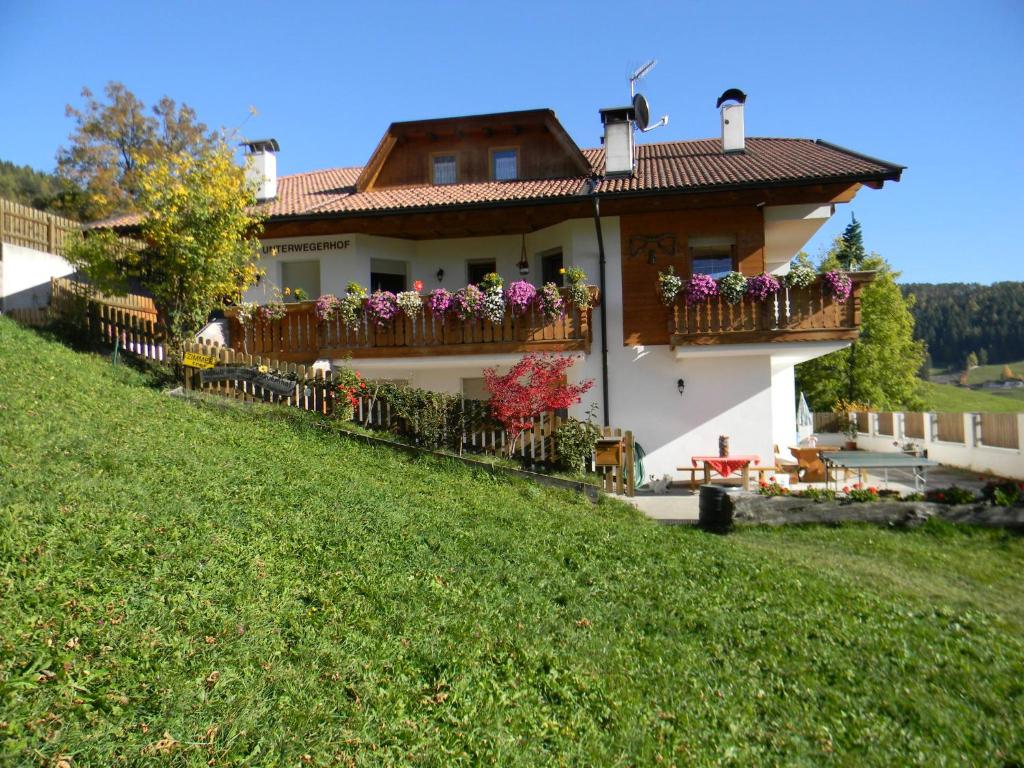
[183,351,218,369]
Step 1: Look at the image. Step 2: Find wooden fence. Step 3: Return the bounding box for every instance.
[904,412,925,439]
[0,199,78,254]
[980,413,1019,450]
[935,413,965,444]
[182,339,635,495]
[4,307,51,327]
[876,412,894,436]
[50,276,165,361]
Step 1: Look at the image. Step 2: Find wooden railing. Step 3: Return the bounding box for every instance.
[227,287,597,362]
[0,198,79,254]
[670,273,871,346]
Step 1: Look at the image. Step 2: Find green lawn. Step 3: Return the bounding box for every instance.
[2,317,1023,766]
[922,380,1024,413]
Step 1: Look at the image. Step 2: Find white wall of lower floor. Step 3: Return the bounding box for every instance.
[0,242,76,311]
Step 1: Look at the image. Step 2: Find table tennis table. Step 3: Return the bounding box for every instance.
[820,451,940,492]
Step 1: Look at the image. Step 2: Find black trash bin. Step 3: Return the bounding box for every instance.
[699,484,736,532]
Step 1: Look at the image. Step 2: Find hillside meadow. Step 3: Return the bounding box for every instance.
[1,317,1022,766]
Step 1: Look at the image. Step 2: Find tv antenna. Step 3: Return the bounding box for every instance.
[628,59,669,133]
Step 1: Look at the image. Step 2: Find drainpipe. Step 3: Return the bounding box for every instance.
[588,178,611,427]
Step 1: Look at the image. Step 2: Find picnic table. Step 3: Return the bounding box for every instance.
[820,451,940,492]
[687,455,760,490]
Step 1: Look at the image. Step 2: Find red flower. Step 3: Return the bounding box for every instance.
[842,486,850,494]
[413,280,424,292]
[853,483,862,490]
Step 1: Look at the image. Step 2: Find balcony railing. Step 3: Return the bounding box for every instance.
[227,287,597,362]
[670,273,872,347]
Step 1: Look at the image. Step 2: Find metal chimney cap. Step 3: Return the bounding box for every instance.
[599,105,636,124]
[241,138,280,153]
[716,89,747,108]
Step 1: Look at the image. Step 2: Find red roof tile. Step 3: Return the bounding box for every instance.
[92,137,902,229]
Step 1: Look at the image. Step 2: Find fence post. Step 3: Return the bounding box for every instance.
[965,413,978,447]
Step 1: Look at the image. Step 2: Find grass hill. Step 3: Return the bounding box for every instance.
[1,317,1022,765]
[923,380,1024,413]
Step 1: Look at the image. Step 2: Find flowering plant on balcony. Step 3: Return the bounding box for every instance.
[657,266,683,306]
[745,272,781,302]
[481,287,506,324]
[506,280,537,316]
[366,290,399,326]
[717,271,748,305]
[684,273,719,305]
[563,266,592,310]
[314,294,342,322]
[536,282,564,321]
[257,300,288,323]
[428,288,452,318]
[337,282,367,327]
[453,284,484,321]
[479,272,504,293]
[823,269,853,303]
[782,262,816,289]
[396,290,424,320]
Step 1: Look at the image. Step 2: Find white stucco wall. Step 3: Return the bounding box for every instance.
[0,242,77,311]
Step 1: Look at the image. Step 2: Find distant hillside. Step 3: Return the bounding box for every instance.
[902,282,1024,369]
[0,159,82,220]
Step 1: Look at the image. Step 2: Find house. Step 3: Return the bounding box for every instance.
[101,91,903,480]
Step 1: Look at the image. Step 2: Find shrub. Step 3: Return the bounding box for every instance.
[783,263,817,289]
[758,480,790,497]
[981,480,1023,507]
[257,301,287,323]
[331,365,367,421]
[564,267,591,310]
[924,486,977,505]
[453,285,484,321]
[428,288,453,318]
[794,487,836,503]
[554,407,600,474]
[314,294,342,322]
[843,484,880,502]
[480,287,506,324]
[372,382,463,450]
[339,282,367,327]
[396,290,423,320]
[717,271,748,304]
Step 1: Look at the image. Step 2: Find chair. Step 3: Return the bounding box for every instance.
[790,447,826,483]
[772,444,800,482]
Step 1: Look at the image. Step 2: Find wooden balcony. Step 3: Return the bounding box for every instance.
[670,273,872,347]
[227,287,597,362]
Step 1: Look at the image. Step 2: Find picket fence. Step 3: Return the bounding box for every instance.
[182,339,635,495]
[0,198,78,254]
[49,276,166,361]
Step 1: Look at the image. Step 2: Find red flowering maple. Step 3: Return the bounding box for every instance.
[483,353,593,455]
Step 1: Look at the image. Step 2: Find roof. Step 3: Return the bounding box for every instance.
[91,136,903,230]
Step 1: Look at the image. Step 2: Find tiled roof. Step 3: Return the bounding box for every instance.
[92,137,902,229]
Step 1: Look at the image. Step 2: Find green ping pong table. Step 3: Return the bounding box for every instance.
[820,451,940,492]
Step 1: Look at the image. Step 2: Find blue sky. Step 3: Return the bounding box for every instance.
[2,0,1021,283]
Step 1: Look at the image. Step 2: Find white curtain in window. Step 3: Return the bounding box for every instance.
[433,156,456,185]
[493,150,517,181]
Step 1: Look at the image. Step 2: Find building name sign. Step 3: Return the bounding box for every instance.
[262,239,352,256]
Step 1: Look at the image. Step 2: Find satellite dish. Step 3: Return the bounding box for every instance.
[633,93,650,131]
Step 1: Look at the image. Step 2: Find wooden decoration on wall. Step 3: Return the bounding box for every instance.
[628,233,676,264]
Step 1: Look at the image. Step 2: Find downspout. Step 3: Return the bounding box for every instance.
[588,178,611,427]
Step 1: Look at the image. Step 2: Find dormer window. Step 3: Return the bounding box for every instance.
[491,148,518,181]
[432,154,457,185]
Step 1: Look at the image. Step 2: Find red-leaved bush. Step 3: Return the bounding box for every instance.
[483,353,593,456]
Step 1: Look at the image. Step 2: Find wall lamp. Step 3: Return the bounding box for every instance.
[677,378,686,396]
[436,268,445,283]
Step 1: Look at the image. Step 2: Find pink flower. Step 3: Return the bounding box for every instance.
[684,273,719,305]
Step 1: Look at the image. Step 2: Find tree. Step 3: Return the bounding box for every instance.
[57,82,215,220]
[484,354,593,456]
[796,247,925,411]
[65,142,263,361]
[966,351,979,370]
[834,213,866,271]
[978,348,988,366]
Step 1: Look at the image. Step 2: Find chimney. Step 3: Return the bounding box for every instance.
[716,89,747,154]
[599,105,636,175]
[242,139,280,201]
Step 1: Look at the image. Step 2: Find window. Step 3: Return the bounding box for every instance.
[541,249,564,286]
[370,258,408,293]
[432,154,457,185]
[689,235,736,279]
[280,260,320,301]
[467,259,496,285]
[491,148,518,181]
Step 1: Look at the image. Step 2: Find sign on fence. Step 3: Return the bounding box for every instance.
[200,365,298,396]
[183,351,218,369]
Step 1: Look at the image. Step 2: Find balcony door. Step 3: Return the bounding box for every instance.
[370,259,408,293]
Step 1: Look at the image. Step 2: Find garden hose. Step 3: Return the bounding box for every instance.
[633,442,647,488]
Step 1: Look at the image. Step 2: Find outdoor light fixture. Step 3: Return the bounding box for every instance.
[677,378,685,395]
[436,268,444,282]
[517,233,530,276]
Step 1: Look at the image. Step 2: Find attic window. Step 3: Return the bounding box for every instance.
[491,148,518,181]
[432,155,457,185]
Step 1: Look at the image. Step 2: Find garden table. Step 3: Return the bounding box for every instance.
[820,451,939,492]
[689,455,760,491]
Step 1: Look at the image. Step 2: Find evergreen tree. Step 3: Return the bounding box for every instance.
[834,213,866,271]
[978,348,988,366]
[966,351,979,369]
[796,239,925,411]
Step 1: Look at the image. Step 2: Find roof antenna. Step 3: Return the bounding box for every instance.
[628,59,669,134]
